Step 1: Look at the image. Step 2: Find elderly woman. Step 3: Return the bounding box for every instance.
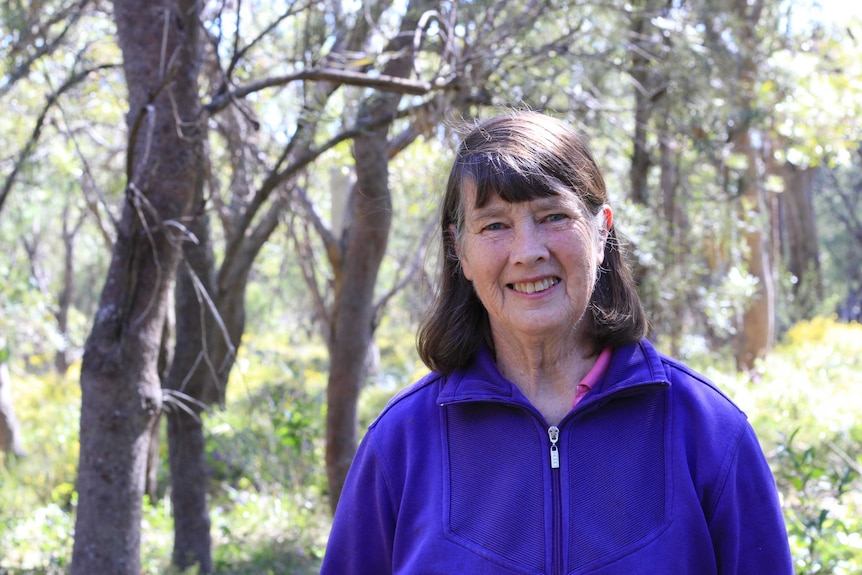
[320,111,793,574]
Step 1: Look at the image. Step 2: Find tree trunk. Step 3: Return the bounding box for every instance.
[779,162,822,321]
[659,121,683,356]
[628,1,656,206]
[167,412,211,570]
[325,0,431,513]
[0,341,26,458]
[54,205,82,374]
[713,0,774,371]
[164,193,217,572]
[735,133,775,371]
[70,1,202,573]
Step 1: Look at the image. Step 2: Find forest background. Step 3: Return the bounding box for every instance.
[0,0,860,573]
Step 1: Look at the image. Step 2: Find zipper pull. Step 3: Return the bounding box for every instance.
[548,425,560,469]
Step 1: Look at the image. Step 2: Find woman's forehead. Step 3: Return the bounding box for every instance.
[462,179,588,213]
[464,171,566,206]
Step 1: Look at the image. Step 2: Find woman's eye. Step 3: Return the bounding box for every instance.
[545,213,568,222]
[484,222,505,231]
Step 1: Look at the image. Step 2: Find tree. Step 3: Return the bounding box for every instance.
[159,0,445,567]
[0,0,855,571]
[819,150,862,322]
[322,0,443,513]
[0,337,25,458]
[70,1,204,573]
[777,162,822,323]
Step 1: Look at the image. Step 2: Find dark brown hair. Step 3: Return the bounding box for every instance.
[416,111,647,374]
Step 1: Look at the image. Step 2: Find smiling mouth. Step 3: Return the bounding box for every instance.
[509,277,560,294]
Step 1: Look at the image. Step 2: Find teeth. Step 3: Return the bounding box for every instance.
[513,278,558,294]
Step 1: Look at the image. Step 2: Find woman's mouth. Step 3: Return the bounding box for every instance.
[510,277,560,294]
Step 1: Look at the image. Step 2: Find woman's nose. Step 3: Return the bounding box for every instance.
[510,222,548,264]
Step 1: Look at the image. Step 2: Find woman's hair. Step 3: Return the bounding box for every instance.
[416,111,647,374]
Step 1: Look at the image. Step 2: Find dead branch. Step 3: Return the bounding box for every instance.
[225,1,313,80]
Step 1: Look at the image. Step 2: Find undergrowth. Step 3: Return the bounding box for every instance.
[1,317,860,574]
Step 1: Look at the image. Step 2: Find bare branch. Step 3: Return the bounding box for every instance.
[0,62,117,215]
[205,67,436,113]
[226,1,312,80]
[292,186,342,269]
[162,388,207,420]
[0,0,94,99]
[55,100,120,246]
[226,102,418,255]
[182,258,237,398]
[373,217,436,326]
[286,210,333,341]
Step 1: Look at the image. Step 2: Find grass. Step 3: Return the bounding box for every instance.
[1,318,861,574]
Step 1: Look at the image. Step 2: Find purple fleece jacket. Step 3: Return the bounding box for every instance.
[321,340,793,574]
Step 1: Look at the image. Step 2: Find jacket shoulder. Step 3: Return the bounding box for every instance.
[658,353,746,421]
[367,371,444,432]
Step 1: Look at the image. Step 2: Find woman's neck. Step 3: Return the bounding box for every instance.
[493,334,597,426]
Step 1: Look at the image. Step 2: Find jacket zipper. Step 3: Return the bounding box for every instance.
[548,425,563,575]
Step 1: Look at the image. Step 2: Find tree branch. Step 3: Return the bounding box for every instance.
[286,211,332,341]
[55,100,120,247]
[292,186,342,270]
[0,62,117,215]
[0,0,94,99]
[373,217,435,327]
[225,1,312,80]
[205,67,435,113]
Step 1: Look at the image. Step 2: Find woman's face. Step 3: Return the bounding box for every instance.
[455,185,611,350]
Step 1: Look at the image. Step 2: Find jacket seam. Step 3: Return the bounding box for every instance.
[703,413,747,523]
[366,429,399,525]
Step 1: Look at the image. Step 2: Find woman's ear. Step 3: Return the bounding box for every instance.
[602,205,613,234]
[596,205,613,243]
[594,205,612,265]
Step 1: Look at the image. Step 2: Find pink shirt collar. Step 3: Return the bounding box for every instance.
[572,347,612,408]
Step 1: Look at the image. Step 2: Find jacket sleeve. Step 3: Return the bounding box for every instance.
[320,430,396,575]
[707,422,794,574]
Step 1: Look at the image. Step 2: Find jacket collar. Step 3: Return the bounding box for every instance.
[436,339,669,409]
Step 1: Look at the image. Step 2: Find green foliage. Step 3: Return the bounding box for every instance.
[705,317,862,574]
[2,318,862,573]
[0,337,332,574]
[0,366,79,573]
[775,428,862,575]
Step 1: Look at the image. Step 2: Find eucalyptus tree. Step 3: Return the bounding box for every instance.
[159,0,453,569]
[71,1,205,573]
[594,0,834,366]
[0,336,25,457]
[767,6,862,325]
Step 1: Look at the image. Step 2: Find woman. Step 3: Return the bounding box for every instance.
[320,111,793,574]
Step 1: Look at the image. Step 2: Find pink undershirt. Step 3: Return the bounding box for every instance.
[572,347,612,409]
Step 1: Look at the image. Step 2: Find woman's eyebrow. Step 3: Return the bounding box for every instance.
[468,203,509,220]
[532,196,574,211]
